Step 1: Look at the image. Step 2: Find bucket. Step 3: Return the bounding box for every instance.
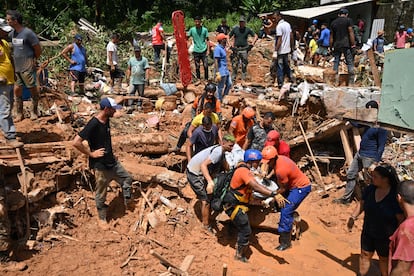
[162,95,177,111]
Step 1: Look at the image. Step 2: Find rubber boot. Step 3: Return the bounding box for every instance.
[235,244,248,263]
[276,232,292,251]
[30,94,39,120]
[14,97,24,122]
[97,205,108,221]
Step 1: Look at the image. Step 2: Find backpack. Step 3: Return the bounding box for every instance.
[210,164,247,212]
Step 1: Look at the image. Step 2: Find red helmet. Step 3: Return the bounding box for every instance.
[242,107,255,119]
[261,146,278,163]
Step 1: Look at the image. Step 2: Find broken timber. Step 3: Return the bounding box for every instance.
[112,134,169,155]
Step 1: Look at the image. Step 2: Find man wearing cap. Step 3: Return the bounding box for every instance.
[330,8,356,84]
[187,16,209,81]
[244,112,275,151]
[214,33,232,102]
[61,34,88,95]
[272,10,294,89]
[0,21,20,146]
[334,100,388,205]
[6,10,42,121]
[373,30,386,54]
[264,130,290,158]
[125,46,150,112]
[229,16,258,82]
[261,146,311,251]
[186,134,235,234]
[229,107,255,148]
[72,97,133,227]
[407,28,414,48]
[394,25,409,49]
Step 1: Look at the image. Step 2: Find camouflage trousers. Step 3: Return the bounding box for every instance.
[231,50,248,81]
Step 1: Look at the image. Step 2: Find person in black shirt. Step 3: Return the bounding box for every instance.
[73,97,132,226]
[348,164,404,276]
[216,19,230,35]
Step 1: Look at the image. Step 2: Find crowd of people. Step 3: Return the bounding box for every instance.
[0,7,413,275]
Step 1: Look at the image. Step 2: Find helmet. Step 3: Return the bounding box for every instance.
[408,28,413,34]
[217,33,228,41]
[264,130,280,147]
[261,146,278,163]
[205,82,216,92]
[244,149,262,163]
[242,107,255,119]
[312,19,318,25]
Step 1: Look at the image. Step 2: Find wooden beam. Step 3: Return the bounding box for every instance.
[339,127,354,166]
[352,127,361,152]
[367,48,381,87]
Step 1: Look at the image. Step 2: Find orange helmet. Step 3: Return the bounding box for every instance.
[242,107,255,119]
[216,33,228,41]
[261,146,278,163]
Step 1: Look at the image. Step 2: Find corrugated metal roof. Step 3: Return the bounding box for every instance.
[281,0,373,19]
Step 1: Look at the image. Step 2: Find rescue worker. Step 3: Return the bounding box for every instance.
[229,107,255,148]
[261,146,312,251]
[264,130,291,158]
[223,149,285,262]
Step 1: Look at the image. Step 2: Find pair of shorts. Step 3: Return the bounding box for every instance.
[316,46,329,56]
[15,71,37,88]
[186,170,208,201]
[70,70,86,83]
[361,231,389,257]
[108,65,124,80]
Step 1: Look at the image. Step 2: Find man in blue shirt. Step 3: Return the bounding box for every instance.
[314,23,330,66]
[214,33,232,102]
[334,100,388,205]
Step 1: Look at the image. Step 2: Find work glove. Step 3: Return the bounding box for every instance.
[215,72,221,82]
[347,216,356,232]
[206,179,215,194]
[272,51,278,60]
[274,194,290,208]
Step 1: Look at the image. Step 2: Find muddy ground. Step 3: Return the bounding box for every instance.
[1,37,386,275]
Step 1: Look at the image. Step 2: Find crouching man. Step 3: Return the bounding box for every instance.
[261,146,311,251]
[223,149,285,262]
[72,97,132,226]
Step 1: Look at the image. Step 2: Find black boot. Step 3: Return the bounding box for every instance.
[235,244,248,263]
[276,232,292,251]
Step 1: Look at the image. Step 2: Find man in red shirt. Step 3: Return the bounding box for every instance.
[261,146,311,251]
[389,180,414,275]
[152,20,170,66]
[264,130,291,158]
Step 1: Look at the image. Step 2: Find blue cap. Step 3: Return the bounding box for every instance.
[74,34,82,40]
[100,97,122,110]
[407,28,413,34]
[244,149,262,162]
[312,19,318,24]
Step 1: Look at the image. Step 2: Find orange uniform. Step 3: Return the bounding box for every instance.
[274,156,310,190]
[192,96,221,115]
[230,166,255,202]
[230,115,254,147]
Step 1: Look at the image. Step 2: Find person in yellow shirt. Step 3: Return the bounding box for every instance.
[308,34,318,65]
[0,23,20,146]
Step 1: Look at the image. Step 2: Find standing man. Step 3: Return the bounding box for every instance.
[186,134,235,233]
[373,30,386,54]
[389,180,414,275]
[244,112,275,151]
[6,10,42,121]
[152,20,170,66]
[187,16,209,81]
[229,16,258,82]
[61,34,88,95]
[125,46,150,111]
[215,19,230,35]
[0,22,19,145]
[106,33,123,91]
[334,101,387,205]
[261,146,312,251]
[394,25,408,49]
[214,33,232,102]
[330,8,356,84]
[72,97,133,226]
[273,11,294,89]
[314,23,330,65]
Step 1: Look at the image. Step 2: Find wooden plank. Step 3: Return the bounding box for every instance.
[179,255,195,272]
[339,127,354,166]
[367,48,381,87]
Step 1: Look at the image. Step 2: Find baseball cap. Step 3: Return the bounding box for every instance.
[74,34,82,40]
[264,130,280,147]
[100,97,122,110]
[399,25,405,30]
[216,33,228,41]
[408,28,413,34]
[239,16,246,22]
[134,46,141,51]
[377,30,384,36]
[339,8,349,15]
[312,19,318,24]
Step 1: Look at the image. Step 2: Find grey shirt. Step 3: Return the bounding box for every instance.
[9,27,40,72]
